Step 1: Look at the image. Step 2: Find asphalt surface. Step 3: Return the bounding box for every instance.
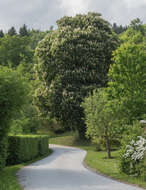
[17,145,144,190]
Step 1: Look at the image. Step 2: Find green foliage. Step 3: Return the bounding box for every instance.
[82,89,121,157]
[7,135,49,165]
[10,103,41,135]
[120,19,146,44]
[35,12,119,138]
[28,29,48,50]
[112,23,128,34]
[119,121,145,177]
[7,27,17,36]
[120,136,146,177]
[0,66,29,170]
[130,18,144,33]
[0,35,33,68]
[19,24,29,37]
[108,42,146,123]
[121,121,143,146]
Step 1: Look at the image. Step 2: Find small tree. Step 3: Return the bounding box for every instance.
[82,89,120,158]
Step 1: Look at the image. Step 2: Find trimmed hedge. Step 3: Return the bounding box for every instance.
[0,136,8,170]
[7,135,49,165]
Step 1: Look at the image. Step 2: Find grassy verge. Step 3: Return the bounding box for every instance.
[0,149,53,190]
[50,132,146,189]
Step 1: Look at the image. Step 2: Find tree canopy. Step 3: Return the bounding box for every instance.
[35,12,119,138]
[108,20,146,123]
[0,35,33,68]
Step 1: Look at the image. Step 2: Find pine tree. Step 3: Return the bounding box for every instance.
[8,26,17,36]
[0,30,4,38]
[19,24,29,37]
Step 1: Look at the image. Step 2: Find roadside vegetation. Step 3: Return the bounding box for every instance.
[0,13,145,190]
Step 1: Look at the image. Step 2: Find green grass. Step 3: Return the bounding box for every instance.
[50,132,146,189]
[0,149,53,190]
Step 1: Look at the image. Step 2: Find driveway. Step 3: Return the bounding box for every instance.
[17,145,143,190]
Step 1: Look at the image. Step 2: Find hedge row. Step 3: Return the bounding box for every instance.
[7,135,49,165]
[0,136,8,170]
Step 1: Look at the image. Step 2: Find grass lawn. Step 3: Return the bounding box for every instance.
[50,132,146,189]
[0,149,52,190]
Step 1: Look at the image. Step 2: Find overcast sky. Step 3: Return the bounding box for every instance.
[0,0,146,31]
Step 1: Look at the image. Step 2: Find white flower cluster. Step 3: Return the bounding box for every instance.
[123,136,146,161]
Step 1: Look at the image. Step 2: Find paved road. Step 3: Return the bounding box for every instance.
[17,145,143,190]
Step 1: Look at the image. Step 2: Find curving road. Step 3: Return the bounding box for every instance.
[17,145,144,190]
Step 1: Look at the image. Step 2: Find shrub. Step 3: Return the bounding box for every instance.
[120,136,146,176]
[7,135,49,165]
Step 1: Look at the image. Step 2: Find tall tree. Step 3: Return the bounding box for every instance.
[108,21,146,123]
[0,30,4,38]
[19,24,29,37]
[8,26,17,36]
[35,12,119,138]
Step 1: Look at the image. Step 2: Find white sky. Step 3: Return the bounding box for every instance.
[0,0,146,31]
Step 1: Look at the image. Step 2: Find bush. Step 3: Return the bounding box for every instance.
[120,136,146,176]
[7,135,49,165]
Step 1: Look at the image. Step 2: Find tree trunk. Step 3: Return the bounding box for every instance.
[78,122,87,140]
[105,125,111,159]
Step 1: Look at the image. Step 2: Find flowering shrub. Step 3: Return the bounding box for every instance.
[120,136,146,176]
